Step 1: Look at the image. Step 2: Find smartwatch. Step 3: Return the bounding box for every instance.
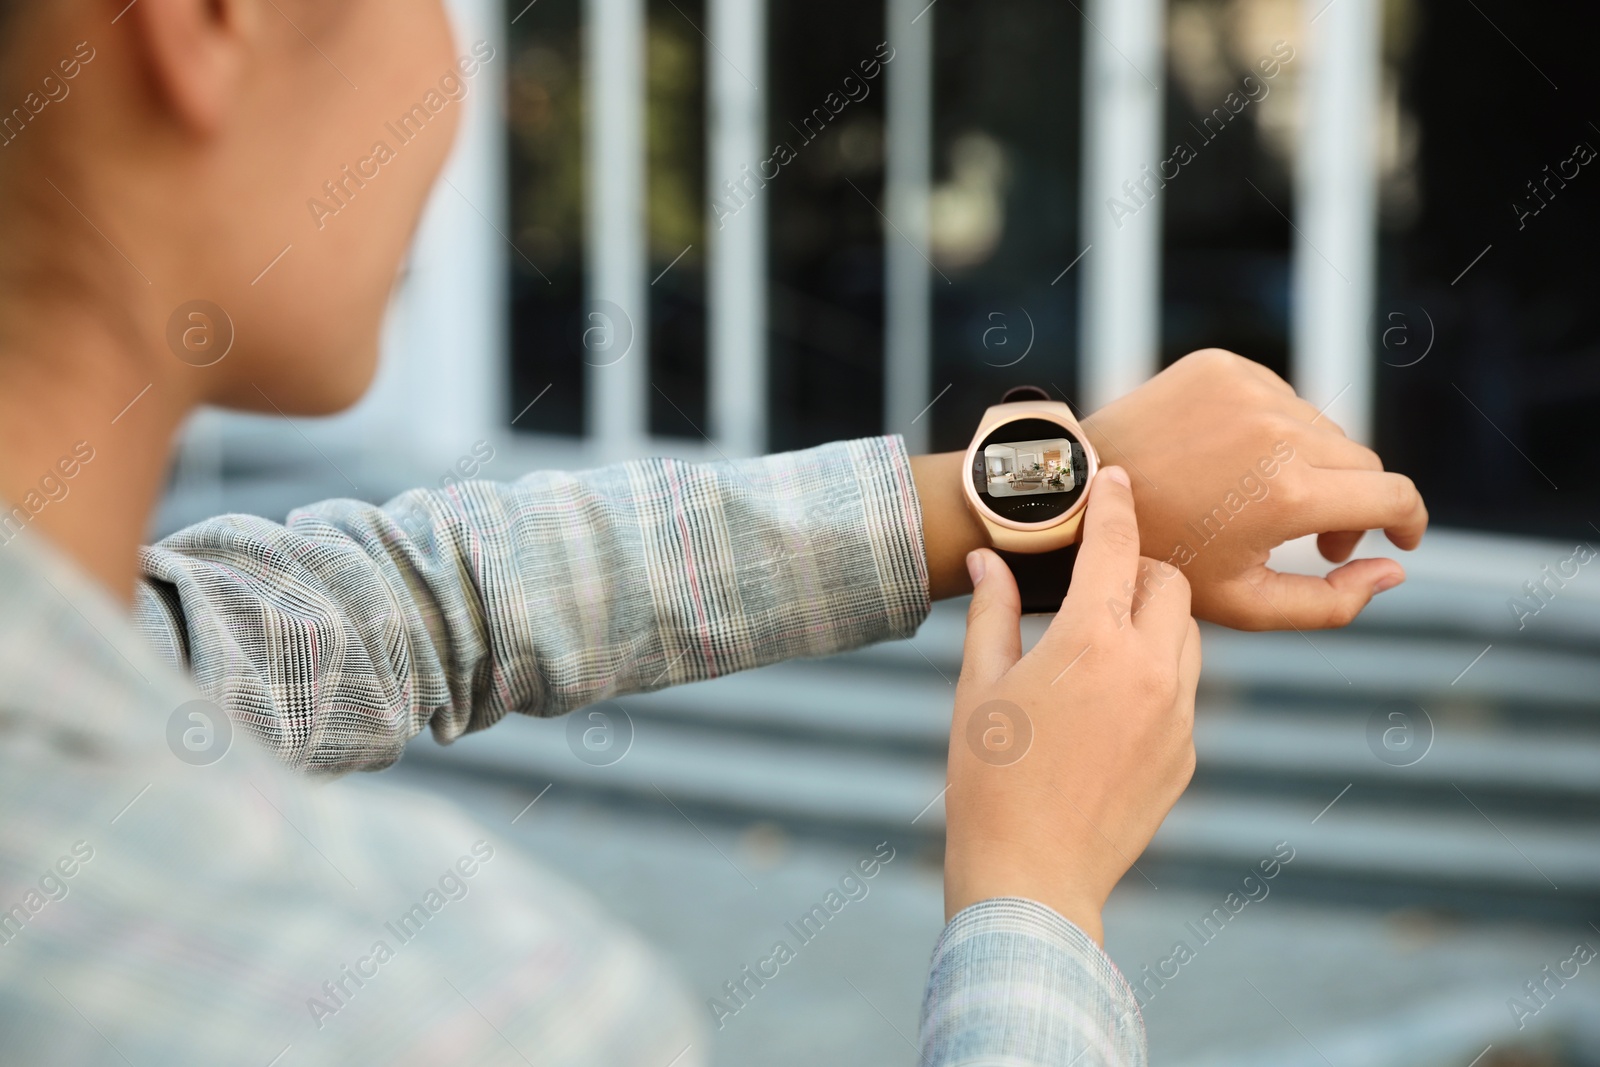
[961,385,1100,614]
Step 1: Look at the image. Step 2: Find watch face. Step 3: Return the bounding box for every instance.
[970,417,1090,524]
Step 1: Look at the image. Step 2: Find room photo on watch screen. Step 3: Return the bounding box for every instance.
[970,417,1090,523]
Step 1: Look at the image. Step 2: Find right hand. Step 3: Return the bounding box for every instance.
[943,466,1202,943]
[1082,349,1429,630]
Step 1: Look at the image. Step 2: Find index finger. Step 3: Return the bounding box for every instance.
[1288,469,1430,551]
[1059,467,1142,628]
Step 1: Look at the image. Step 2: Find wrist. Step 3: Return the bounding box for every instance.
[910,451,993,600]
[945,836,1111,943]
[1080,409,1156,553]
[946,876,1106,944]
[1078,413,1121,477]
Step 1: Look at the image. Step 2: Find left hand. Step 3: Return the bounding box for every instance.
[1082,348,1428,630]
[944,468,1200,940]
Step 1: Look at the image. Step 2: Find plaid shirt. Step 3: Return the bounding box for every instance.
[0,435,1145,1065]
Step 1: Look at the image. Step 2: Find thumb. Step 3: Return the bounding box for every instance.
[1214,558,1404,630]
[960,549,1022,687]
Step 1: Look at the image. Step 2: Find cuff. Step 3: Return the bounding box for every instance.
[919,898,1147,1067]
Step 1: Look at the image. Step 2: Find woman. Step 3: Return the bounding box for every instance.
[0,1,1426,1063]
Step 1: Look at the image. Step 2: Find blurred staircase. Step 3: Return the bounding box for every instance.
[409,528,1600,920]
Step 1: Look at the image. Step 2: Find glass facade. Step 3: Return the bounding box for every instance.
[928,0,1084,451]
[507,0,586,436]
[766,0,890,450]
[1376,0,1600,539]
[1160,0,1300,380]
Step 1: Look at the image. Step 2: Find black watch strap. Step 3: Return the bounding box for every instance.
[995,543,1080,615]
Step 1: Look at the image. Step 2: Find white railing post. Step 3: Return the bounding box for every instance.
[1078,0,1166,411]
[1292,0,1380,442]
[707,0,769,455]
[884,0,934,451]
[585,0,650,457]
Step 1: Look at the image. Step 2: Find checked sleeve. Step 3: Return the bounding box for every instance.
[135,436,930,774]
[920,898,1148,1066]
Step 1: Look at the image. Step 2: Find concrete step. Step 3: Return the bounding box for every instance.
[409,712,950,830]
[850,608,1600,711]
[615,660,1600,803]
[1153,791,1600,896]
[628,661,954,746]
[405,535,1600,914]
[407,710,1600,901]
[1193,710,1600,801]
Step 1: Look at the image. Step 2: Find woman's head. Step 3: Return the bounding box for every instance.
[0,0,462,414]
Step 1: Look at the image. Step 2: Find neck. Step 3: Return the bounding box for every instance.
[0,293,192,606]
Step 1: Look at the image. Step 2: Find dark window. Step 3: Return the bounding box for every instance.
[1376,0,1600,537]
[647,0,710,439]
[507,0,586,436]
[930,0,1084,450]
[767,0,890,451]
[1160,0,1297,378]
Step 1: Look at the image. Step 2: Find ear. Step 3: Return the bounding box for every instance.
[128,0,255,134]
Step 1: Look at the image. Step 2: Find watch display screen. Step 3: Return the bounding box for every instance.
[970,418,1090,524]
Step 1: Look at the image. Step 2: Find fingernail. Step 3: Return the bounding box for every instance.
[1101,466,1131,488]
[1373,573,1403,594]
[966,550,985,587]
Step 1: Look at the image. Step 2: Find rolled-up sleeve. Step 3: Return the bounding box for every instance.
[920,898,1147,1066]
[135,436,930,774]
